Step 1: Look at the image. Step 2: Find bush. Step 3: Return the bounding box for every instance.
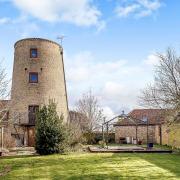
[67,123,83,146]
[83,131,95,144]
[35,101,68,155]
[98,140,106,148]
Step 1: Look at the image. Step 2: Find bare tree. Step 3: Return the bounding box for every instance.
[76,90,104,132]
[140,48,180,123]
[0,61,10,123]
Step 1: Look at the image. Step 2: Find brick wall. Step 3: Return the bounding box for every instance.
[115,125,160,144]
[115,124,180,148]
[161,124,180,148]
[8,38,69,147]
[10,38,68,123]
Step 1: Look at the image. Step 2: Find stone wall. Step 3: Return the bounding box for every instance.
[115,125,160,144]
[11,38,68,122]
[0,126,16,148]
[161,124,180,148]
[8,38,69,147]
[115,124,180,148]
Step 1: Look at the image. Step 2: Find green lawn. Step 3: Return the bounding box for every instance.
[0,153,180,179]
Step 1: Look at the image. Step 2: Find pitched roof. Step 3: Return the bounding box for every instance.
[114,116,145,126]
[114,109,166,126]
[129,109,165,124]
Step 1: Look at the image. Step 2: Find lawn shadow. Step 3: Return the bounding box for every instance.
[112,153,180,179]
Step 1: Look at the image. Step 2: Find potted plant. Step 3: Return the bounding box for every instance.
[138,140,142,145]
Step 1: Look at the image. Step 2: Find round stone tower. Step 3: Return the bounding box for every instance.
[10,38,69,146]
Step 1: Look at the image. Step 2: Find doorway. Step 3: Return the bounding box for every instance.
[28,127,35,147]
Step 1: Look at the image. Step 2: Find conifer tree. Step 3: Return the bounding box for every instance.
[35,101,67,155]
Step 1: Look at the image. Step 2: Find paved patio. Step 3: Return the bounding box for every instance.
[0,147,37,156]
[89,146,172,153]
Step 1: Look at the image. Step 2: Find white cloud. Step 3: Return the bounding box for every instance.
[0,17,11,25]
[115,0,163,18]
[12,0,104,28]
[65,51,154,116]
[102,82,125,98]
[102,106,115,120]
[138,0,161,10]
[144,53,159,65]
[115,4,140,17]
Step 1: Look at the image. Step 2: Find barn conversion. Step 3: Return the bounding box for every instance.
[114,109,169,145]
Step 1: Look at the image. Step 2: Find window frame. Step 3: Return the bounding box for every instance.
[29,72,38,83]
[30,48,38,58]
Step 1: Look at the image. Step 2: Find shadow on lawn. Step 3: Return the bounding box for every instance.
[138,153,180,177]
[112,153,180,179]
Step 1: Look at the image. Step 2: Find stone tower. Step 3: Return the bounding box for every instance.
[10,38,69,146]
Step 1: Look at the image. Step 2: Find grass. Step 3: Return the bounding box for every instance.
[0,153,180,179]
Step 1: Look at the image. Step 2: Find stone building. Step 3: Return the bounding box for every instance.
[114,109,180,148]
[114,109,166,144]
[1,38,69,147]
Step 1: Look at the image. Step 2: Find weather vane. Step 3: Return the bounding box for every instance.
[57,35,66,46]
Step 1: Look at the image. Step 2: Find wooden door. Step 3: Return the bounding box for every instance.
[28,127,35,147]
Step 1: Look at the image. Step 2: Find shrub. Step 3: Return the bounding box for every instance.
[35,101,68,155]
[67,120,87,147]
[98,140,106,148]
[83,131,95,144]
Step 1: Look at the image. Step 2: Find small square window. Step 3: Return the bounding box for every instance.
[29,72,38,83]
[30,48,38,58]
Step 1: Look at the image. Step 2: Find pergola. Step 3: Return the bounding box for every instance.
[102,111,152,148]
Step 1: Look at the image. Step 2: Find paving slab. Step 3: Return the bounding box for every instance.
[89,146,172,153]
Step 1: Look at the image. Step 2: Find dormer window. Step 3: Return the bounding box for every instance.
[29,72,38,83]
[30,48,38,58]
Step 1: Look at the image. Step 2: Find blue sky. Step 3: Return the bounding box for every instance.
[0,0,180,118]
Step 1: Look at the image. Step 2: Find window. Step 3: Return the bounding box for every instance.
[29,72,38,83]
[30,48,38,58]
